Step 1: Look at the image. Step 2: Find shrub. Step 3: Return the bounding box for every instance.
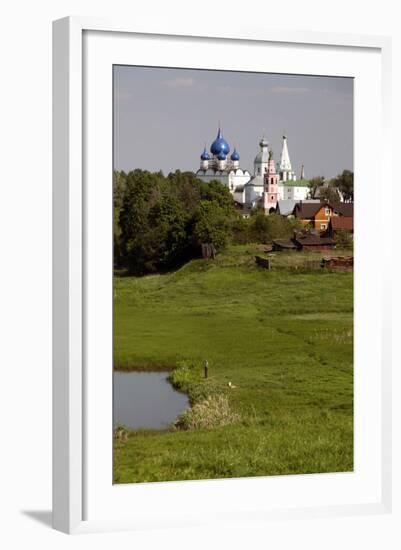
[231,216,251,244]
[335,229,353,250]
[249,212,302,243]
[175,394,240,430]
[114,424,129,442]
[168,360,198,391]
[168,359,221,404]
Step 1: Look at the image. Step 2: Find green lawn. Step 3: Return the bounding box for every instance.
[113,245,353,483]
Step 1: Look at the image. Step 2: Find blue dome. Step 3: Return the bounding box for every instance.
[200,147,210,160]
[231,148,240,161]
[210,128,230,156]
[217,151,227,160]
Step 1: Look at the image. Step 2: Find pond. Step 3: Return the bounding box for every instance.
[113,371,189,430]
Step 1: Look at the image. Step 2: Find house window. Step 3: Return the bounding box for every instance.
[321,223,327,230]
[325,208,331,216]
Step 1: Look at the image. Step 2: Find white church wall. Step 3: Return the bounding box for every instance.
[279,185,310,201]
[245,185,264,205]
[292,186,310,200]
[228,172,252,193]
[234,189,245,203]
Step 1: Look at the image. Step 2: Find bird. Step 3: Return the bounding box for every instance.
[228,381,237,389]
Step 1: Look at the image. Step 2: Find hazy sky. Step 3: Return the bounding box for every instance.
[114,66,353,179]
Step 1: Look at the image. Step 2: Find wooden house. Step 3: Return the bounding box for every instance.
[272,231,335,252]
[294,202,333,232]
[327,216,354,238]
[294,201,353,233]
[293,233,336,251]
[272,239,298,251]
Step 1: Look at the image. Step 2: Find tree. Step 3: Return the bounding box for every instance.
[331,170,354,202]
[199,179,235,215]
[250,210,271,243]
[118,170,165,273]
[249,212,301,243]
[147,195,189,270]
[114,170,239,274]
[167,170,202,212]
[318,185,341,203]
[231,215,250,244]
[113,170,127,267]
[193,200,231,250]
[308,176,325,199]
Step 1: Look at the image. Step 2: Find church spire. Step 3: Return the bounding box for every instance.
[280,135,292,171]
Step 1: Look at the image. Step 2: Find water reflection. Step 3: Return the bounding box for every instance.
[113,371,189,430]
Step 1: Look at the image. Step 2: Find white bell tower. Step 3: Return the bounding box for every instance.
[279,135,296,182]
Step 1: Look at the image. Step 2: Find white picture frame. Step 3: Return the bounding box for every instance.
[52,16,392,534]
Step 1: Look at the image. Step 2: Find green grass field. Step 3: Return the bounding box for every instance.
[113,245,353,483]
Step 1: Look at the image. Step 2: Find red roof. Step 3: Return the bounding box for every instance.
[294,202,324,219]
[331,203,354,217]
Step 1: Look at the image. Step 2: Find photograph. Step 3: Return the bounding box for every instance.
[1,0,395,543]
[112,65,354,484]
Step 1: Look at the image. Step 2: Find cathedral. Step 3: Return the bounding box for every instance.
[195,128,252,199]
[196,128,310,212]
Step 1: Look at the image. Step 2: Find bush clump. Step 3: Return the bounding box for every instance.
[335,229,353,250]
[175,394,240,430]
[168,360,199,393]
[114,424,129,442]
[168,359,223,404]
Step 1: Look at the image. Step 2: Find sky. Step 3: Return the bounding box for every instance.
[113,66,353,180]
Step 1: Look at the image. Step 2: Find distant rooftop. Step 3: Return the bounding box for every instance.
[276,199,297,216]
[294,202,324,219]
[331,203,354,217]
[281,179,310,188]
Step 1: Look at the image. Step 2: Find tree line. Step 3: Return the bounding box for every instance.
[114,170,301,275]
[308,170,354,203]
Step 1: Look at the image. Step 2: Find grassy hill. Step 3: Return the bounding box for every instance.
[113,245,353,483]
